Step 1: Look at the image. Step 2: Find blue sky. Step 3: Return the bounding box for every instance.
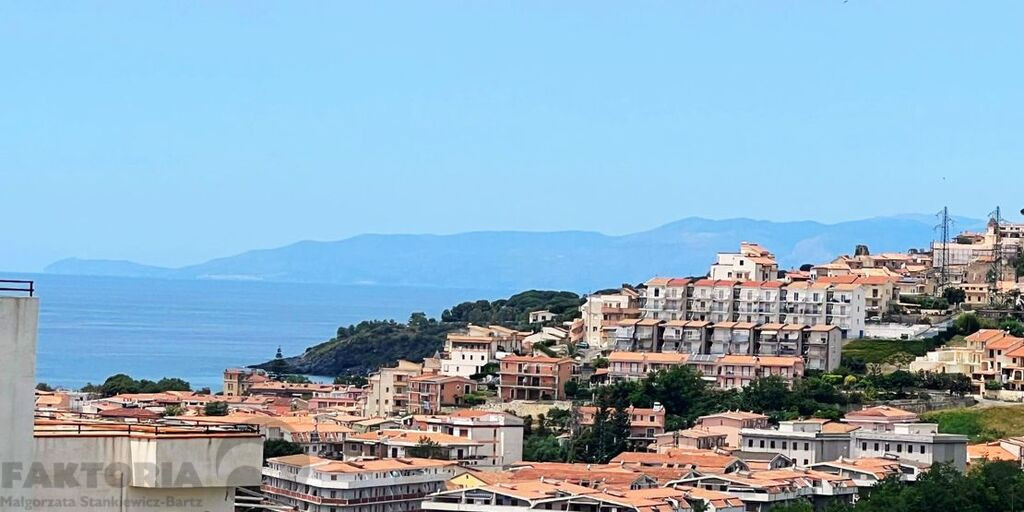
[3,2,1023,271]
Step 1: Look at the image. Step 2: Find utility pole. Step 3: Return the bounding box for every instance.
[936,207,952,292]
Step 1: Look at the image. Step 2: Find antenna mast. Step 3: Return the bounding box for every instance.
[936,207,951,291]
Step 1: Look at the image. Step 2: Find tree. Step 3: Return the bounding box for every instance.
[35,383,55,392]
[267,346,291,377]
[204,401,229,416]
[408,438,446,459]
[100,374,142,397]
[954,313,982,336]
[264,439,303,461]
[767,500,813,512]
[593,357,610,369]
[334,374,368,387]
[163,404,184,417]
[943,287,966,306]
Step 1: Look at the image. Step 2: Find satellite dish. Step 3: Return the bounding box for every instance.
[1019,208,1024,216]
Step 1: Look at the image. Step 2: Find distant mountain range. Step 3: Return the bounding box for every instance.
[44,215,985,292]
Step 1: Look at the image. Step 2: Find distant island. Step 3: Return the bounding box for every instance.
[45,214,984,291]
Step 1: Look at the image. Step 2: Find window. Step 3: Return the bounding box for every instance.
[885,443,890,452]
[874,443,879,451]
[804,442,809,451]
[760,440,765,448]
[782,441,787,450]
[862,442,867,451]
[748,439,754,448]
[920,445,926,454]
[770,441,776,449]
[896,444,902,453]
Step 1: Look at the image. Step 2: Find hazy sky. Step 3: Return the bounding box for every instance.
[3,2,1023,271]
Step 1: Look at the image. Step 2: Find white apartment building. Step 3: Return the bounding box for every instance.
[850,423,968,470]
[740,420,854,467]
[640,277,692,321]
[781,282,865,339]
[263,455,459,512]
[440,325,527,378]
[710,242,780,281]
[411,409,524,468]
[580,287,640,348]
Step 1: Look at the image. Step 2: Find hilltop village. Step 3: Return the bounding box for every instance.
[12,216,1024,512]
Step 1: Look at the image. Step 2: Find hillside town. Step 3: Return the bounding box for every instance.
[10,215,1024,512]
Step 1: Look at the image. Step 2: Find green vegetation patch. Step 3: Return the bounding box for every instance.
[922,405,1024,442]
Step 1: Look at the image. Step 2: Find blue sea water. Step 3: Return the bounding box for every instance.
[7,273,510,391]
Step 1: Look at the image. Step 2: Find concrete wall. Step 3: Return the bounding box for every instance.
[0,296,39,506]
[33,435,262,512]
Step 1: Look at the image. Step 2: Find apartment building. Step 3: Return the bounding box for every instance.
[580,287,640,348]
[408,374,475,414]
[714,356,804,390]
[528,310,557,323]
[640,277,693,321]
[614,317,664,352]
[708,321,757,355]
[781,282,865,338]
[440,324,527,378]
[755,323,804,357]
[365,359,429,417]
[741,420,855,467]
[804,325,843,371]
[818,275,899,316]
[223,367,270,396]
[710,242,780,281]
[263,454,459,512]
[735,281,784,324]
[425,480,723,512]
[850,423,968,471]
[662,319,710,354]
[499,355,576,401]
[344,429,483,464]
[579,404,667,445]
[310,385,367,411]
[410,409,524,468]
[696,411,770,447]
[606,351,688,382]
[655,427,728,451]
[672,469,857,512]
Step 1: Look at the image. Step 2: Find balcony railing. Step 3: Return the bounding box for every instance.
[0,279,34,297]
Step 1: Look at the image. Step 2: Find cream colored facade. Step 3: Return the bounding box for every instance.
[579,288,639,348]
[365,359,427,417]
[709,242,779,281]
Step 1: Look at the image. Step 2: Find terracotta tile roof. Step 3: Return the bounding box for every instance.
[501,354,573,364]
[844,406,917,419]
[987,333,1024,350]
[965,329,1006,343]
[611,449,742,472]
[347,429,482,446]
[758,323,787,331]
[807,324,839,332]
[968,442,1019,463]
[698,411,768,422]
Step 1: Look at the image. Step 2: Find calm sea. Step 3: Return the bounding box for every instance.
[7,273,510,391]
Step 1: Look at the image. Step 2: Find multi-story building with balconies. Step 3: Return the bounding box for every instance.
[263,455,459,512]
[499,355,576,401]
[441,324,528,378]
[710,242,780,282]
[580,287,641,348]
